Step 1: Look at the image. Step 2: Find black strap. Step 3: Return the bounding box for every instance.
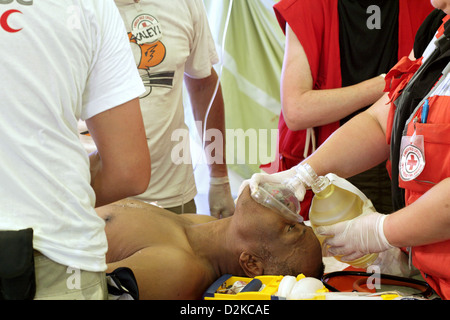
[390,19,450,211]
[106,267,139,300]
[413,9,447,59]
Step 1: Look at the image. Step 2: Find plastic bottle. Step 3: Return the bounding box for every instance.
[289,164,378,268]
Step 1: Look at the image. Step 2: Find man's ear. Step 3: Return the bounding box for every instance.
[239,252,264,277]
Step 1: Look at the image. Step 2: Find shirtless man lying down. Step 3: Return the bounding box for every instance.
[97,186,323,300]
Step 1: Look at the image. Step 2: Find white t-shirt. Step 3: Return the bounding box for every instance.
[115,0,219,208]
[0,0,144,272]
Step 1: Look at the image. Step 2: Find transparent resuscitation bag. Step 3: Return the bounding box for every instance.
[293,164,378,268]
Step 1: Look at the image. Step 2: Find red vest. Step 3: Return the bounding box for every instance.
[264,0,434,220]
[267,0,433,173]
[386,16,450,299]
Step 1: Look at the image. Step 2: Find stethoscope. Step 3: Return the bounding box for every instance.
[322,271,434,298]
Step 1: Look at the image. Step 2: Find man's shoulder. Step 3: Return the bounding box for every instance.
[142,246,214,299]
[182,214,217,224]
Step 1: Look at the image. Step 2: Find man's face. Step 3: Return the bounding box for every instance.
[234,186,323,278]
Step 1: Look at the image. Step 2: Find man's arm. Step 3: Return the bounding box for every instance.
[319,177,450,261]
[184,68,228,178]
[385,178,450,247]
[185,68,235,218]
[303,92,391,178]
[107,247,211,300]
[86,98,151,207]
[239,90,392,201]
[281,24,386,131]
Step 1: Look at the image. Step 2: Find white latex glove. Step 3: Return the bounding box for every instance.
[237,166,306,201]
[316,212,394,262]
[209,176,235,219]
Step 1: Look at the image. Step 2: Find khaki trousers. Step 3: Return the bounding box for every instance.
[165,199,197,214]
[33,252,107,300]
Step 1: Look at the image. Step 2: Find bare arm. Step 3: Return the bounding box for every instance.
[281,24,386,131]
[303,89,450,246]
[86,98,151,207]
[184,68,228,178]
[107,248,211,300]
[384,178,450,247]
[302,93,391,178]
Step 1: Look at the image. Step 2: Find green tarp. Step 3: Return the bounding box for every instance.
[187,0,285,179]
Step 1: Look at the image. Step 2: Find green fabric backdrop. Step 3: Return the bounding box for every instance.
[203,0,285,178]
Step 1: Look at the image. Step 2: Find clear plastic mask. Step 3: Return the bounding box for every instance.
[251,183,303,223]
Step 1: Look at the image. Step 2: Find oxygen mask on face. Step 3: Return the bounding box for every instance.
[251,183,303,223]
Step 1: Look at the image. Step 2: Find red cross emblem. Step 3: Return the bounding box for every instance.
[407,154,418,171]
[400,144,425,181]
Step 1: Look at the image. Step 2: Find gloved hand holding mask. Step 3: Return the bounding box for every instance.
[237,165,307,202]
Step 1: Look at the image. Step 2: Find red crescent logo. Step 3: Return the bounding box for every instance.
[1,10,23,33]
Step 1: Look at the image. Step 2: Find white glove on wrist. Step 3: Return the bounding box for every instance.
[316,212,394,262]
[209,176,235,219]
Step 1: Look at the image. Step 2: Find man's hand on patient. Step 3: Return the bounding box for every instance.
[209,176,235,219]
[316,211,394,262]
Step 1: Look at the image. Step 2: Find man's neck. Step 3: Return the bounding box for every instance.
[186,217,245,279]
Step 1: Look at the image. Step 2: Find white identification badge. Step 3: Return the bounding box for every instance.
[399,125,425,181]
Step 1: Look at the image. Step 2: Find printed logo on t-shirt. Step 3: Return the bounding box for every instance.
[128,13,174,98]
[0,9,22,32]
[0,0,33,33]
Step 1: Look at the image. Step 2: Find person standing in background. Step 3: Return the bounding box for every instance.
[262,0,433,219]
[0,0,150,299]
[114,0,235,218]
[246,7,450,299]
